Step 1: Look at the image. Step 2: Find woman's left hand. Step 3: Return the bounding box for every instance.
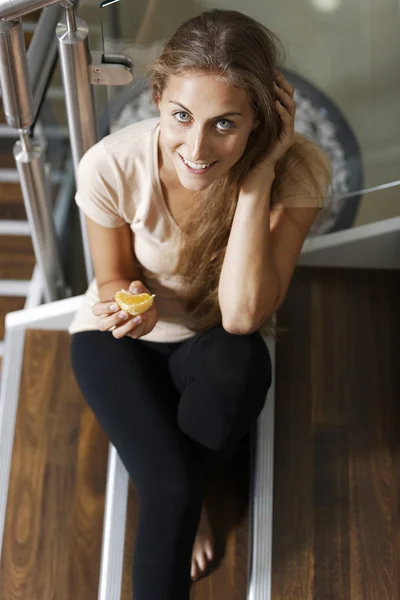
[239,71,296,196]
[264,70,297,167]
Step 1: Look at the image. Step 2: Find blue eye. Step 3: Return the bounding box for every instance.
[172,112,234,132]
[173,111,191,123]
[216,119,233,131]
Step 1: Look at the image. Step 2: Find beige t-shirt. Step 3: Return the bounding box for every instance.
[68,117,199,343]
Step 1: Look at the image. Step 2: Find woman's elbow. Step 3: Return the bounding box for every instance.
[222,312,263,336]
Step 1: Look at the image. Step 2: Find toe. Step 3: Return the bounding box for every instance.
[198,552,207,573]
[205,542,214,562]
[191,560,199,580]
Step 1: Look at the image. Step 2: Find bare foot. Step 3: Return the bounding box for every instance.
[191,500,215,581]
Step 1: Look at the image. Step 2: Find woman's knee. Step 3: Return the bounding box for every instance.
[176,328,272,452]
[192,326,272,394]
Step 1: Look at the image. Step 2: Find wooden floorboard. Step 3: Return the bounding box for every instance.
[0,296,26,339]
[0,183,27,221]
[0,151,18,170]
[0,330,109,599]
[271,267,400,600]
[0,235,35,280]
[0,267,398,599]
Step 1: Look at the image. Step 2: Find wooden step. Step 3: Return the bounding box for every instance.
[0,295,26,378]
[0,150,18,169]
[0,329,251,598]
[121,438,250,598]
[0,183,27,220]
[0,235,35,279]
[0,330,108,599]
[1,268,398,598]
[0,296,26,339]
[0,137,25,168]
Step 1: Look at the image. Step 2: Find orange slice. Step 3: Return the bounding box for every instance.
[115,289,156,316]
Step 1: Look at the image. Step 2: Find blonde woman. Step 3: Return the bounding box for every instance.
[70,9,331,599]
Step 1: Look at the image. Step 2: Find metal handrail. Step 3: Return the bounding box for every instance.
[0,0,133,298]
[27,4,65,127]
[0,5,66,127]
[0,1,91,300]
[0,0,73,22]
[0,13,68,301]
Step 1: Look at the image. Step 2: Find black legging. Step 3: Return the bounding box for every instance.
[70,324,272,600]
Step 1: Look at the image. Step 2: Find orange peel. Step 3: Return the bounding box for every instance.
[115,289,156,316]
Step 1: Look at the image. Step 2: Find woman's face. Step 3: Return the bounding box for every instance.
[157,72,258,192]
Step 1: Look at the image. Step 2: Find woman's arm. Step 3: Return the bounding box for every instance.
[218,148,330,335]
[218,71,330,335]
[218,169,280,335]
[86,215,159,339]
[84,215,144,300]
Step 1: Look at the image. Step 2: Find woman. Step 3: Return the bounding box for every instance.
[70,8,331,599]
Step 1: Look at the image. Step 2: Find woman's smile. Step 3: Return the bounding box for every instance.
[177,152,218,175]
[157,73,257,190]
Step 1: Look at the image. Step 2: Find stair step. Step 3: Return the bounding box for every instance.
[0,329,250,597]
[0,183,27,220]
[0,296,26,339]
[0,150,18,170]
[0,330,108,597]
[0,235,35,280]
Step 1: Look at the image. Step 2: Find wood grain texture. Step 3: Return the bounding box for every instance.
[0,183,27,221]
[0,235,35,280]
[272,267,314,600]
[0,330,109,600]
[272,267,400,600]
[0,151,18,169]
[0,296,26,338]
[313,426,350,599]
[0,267,398,599]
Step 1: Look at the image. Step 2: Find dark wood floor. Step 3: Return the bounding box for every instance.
[0,266,398,599]
[272,267,400,600]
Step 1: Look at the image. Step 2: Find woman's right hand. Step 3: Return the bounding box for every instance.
[92,280,158,340]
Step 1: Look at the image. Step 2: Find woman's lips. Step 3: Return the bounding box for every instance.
[178,153,218,175]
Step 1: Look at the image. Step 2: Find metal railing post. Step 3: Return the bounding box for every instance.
[0,18,67,302]
[0,0,133,293]
[56,8,97,283]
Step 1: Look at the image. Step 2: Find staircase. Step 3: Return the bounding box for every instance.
[0,8,85,380]
[0,19,37,377]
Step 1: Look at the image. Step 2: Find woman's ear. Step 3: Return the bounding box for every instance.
[251,120,260,132]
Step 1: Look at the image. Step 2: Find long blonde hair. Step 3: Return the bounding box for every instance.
[145,9,331,339]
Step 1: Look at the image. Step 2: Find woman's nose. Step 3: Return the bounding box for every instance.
[187,128,210,161]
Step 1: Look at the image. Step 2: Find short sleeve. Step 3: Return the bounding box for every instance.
[272,137,333,210]
[75,140,126,228]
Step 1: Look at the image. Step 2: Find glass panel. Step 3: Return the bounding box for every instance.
[91,0,400,232]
